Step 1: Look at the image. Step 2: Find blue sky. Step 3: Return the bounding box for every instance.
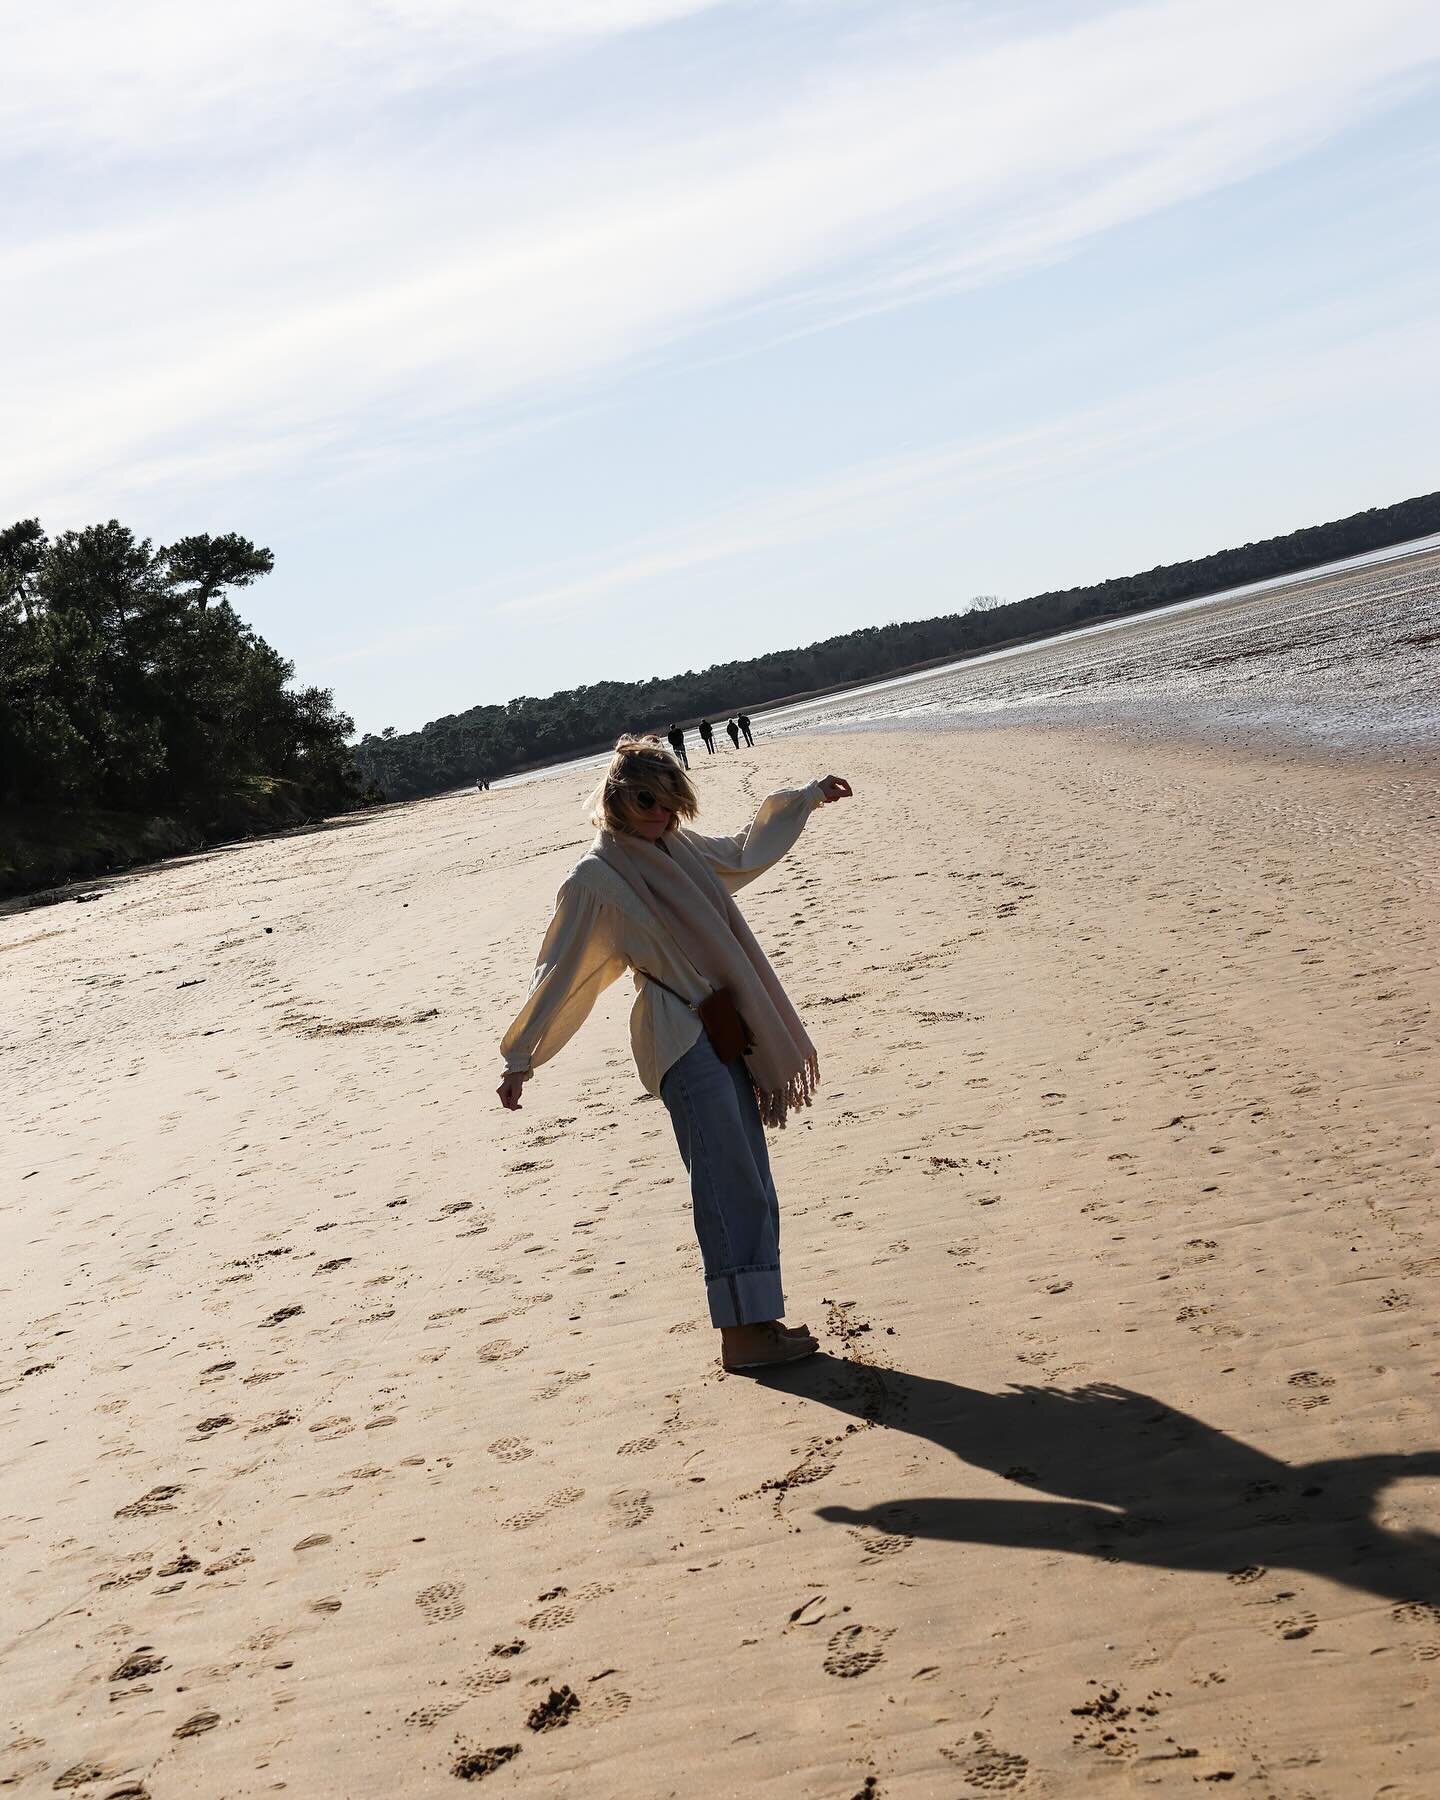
[6,0,1440,735]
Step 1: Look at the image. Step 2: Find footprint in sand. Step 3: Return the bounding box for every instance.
[463,1667,514,1692]
[205,1549,254,1574]
[846,1522,915,1566]
[608,1491,654,1529]
[616,1438,657,1456]
[1287,1370,1334,1389]
[1391,1600,1440,1628]
[416,1581,466,1622]
[1226,1565,1266,1585]
[476,1339,525,1363]
[100,1563,153,1591]
[114,1485,183,1520]
[487,1436,533,1462]
[940,1733,1030,1790]
[452,1745,521,1781]
[173,1711,221,1738]
[536,1371,590,1400]
[527,1603,575,1631]
[111,1648,168,1682]
[584,1684,633,1724]
[822,1624,892,1678]
[248,1408,297,1434]
[309,1416,355,1439]
[501,1507,547,1531]
[404,1697,466,1728]
[1275,1611,1319,1640]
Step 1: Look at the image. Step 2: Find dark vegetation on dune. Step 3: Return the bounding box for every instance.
[351,489,1440,801]
[4,488,1436,897]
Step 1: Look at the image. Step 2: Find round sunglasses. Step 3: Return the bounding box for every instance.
[630,787,673,812]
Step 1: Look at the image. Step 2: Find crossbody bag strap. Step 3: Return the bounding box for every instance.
[635,967,700,1010]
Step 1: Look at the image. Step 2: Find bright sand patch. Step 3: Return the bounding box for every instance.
[2,728,1437,1796]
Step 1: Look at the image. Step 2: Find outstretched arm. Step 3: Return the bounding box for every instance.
[497,877,626,1109]
[681,775,852,893]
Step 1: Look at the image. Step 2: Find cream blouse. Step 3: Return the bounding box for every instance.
[500,783,825,1096]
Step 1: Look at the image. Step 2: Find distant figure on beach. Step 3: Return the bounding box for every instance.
[666,723,690,769]
[498,736,853,1371]
[737,712,754,747]
[476,776,490,791]
[726,718,741,749]
[699,719,716,754]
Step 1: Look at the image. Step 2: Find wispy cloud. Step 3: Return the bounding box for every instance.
[321,292,1439,665]
[1,1,731,154]
[6,0,1440,519]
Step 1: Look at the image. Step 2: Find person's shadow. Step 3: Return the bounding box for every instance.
[764,1357,1440,1611]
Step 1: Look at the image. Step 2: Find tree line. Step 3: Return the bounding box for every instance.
[1,519,359,822]
[352,488,1440,800]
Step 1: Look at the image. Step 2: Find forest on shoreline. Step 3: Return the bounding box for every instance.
[351,489,1440,800]
[4,488,1436,898]
[1,519,360,897]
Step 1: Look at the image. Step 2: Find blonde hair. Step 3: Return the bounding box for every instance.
[590,735,699,835]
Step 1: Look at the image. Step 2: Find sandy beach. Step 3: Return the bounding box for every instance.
[3,725,1437,1798]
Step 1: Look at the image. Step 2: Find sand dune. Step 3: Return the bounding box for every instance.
[2,728,1437,1797]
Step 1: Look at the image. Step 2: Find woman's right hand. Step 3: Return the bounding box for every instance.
[497,1070,530,1110]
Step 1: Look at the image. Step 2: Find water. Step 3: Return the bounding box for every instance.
[764,533,1440,760]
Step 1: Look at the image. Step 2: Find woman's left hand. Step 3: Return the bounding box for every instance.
[817,775,853,803]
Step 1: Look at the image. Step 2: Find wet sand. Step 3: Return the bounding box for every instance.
[765,539,1440,760]
[3,727,1437,1796]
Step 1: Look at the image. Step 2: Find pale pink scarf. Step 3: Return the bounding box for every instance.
[596,828,818,1127]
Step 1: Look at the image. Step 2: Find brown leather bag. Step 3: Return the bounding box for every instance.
[696,986,754,1064]
[641,971,753,1065]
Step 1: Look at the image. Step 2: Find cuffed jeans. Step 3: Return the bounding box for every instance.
[659,1035,783,1328]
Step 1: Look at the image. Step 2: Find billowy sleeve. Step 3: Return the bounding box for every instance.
[680,783,825,893]
[500,876,627,1073]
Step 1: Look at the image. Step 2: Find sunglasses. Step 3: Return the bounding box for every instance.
[630,787,672,812]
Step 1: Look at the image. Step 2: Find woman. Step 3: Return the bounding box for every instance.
[497,736,852,1371]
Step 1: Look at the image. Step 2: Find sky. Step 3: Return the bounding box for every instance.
[6,0,1440,737]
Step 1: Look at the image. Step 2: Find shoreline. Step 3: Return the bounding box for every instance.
[4,725,1436,1794]
[11,530,1435,907]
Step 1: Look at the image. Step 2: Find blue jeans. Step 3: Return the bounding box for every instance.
[660,1035,784,1328]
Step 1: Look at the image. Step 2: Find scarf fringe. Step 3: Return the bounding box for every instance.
[754,1053,820,1130]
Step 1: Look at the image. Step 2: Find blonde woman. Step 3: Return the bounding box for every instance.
[497,736,852,1371]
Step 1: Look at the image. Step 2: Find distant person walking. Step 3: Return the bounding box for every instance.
[666,723,690,769]
[699,719,716,754]
[737,712,754,747]
[498,736,853,1370]
[726,718,741,750]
